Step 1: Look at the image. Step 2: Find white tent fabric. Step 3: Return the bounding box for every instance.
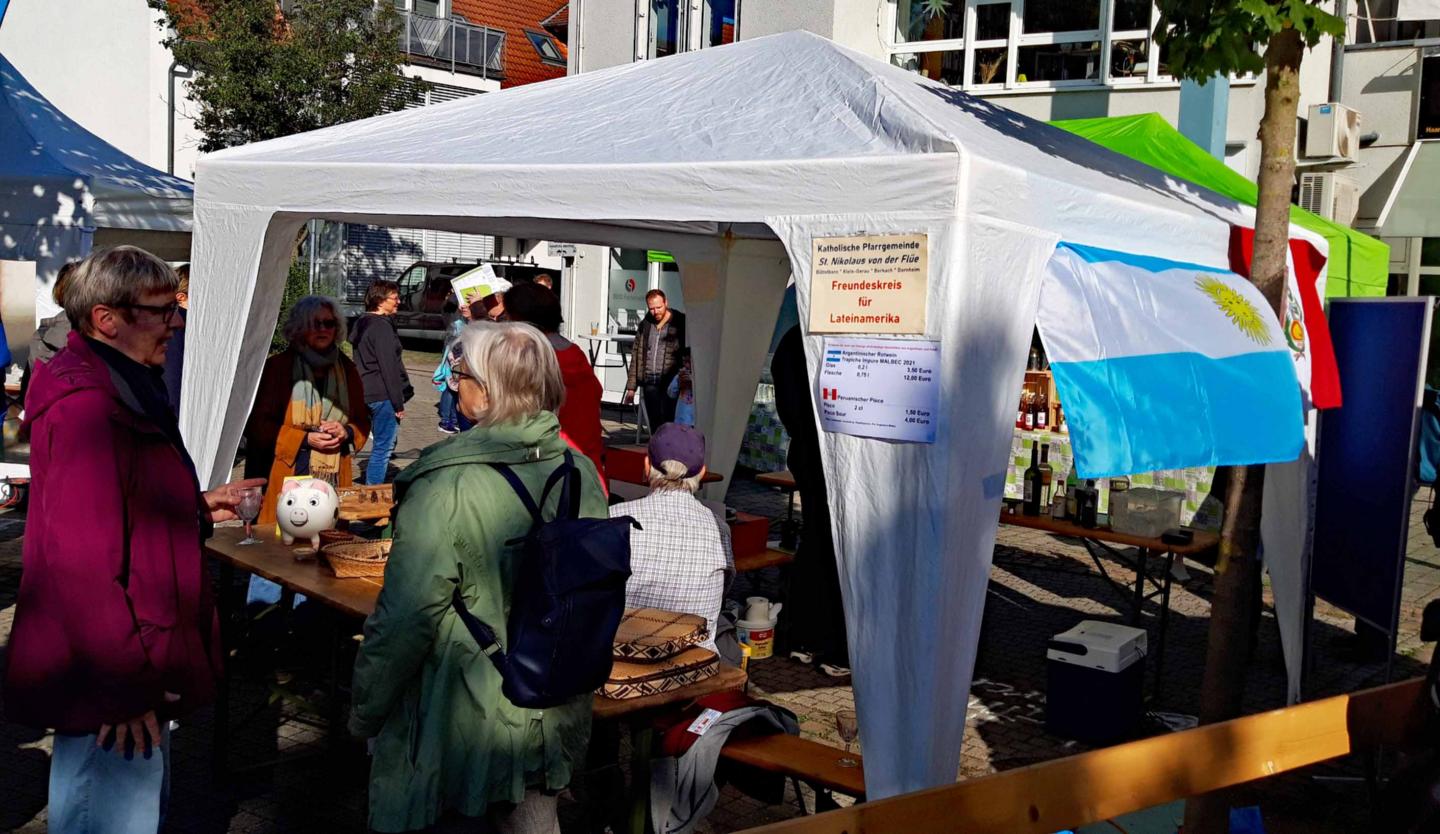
[0,52,192,316]
[183,31,1326,799]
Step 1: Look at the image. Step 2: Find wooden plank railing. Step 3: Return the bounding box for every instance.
[743,677,1427,833]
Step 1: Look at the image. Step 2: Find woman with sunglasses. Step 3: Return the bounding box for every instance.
[243,296,371,526]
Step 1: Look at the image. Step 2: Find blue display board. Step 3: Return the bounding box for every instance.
[1313,299,1433,633]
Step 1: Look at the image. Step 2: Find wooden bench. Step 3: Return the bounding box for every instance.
[744,677,1428,834]
[720,733,866,802]
[735,547,796,574]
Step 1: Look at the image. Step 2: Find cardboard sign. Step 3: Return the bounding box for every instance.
[818,338,941,443]
[809,233,928,334]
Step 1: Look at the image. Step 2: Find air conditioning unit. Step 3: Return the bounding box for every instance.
[1305,103,1361,161]
[1298,172,1361,224]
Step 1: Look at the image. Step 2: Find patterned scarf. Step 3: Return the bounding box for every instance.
[288,346,350,483]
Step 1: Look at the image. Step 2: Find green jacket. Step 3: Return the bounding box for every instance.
[349,412,607,832]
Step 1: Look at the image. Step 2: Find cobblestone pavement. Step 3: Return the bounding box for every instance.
[0,354,1433,831]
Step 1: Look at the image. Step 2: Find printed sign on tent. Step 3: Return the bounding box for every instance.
[809,233,928,334]
[817,337,940,443]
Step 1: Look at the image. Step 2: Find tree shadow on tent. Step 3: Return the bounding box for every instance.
[917,85,1243,226]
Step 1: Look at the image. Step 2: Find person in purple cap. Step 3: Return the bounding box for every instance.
[609,423,734,651]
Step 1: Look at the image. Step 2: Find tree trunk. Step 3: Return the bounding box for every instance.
[1184,26,1304,834]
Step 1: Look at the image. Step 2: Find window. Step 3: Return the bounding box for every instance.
[705,0,738,47]
[527,31,566,66]
[640,0,741,58]
[1022,2,1098,34]
[649,0,683,58]
[883,1,1187,91]
[1353,0,1440,45]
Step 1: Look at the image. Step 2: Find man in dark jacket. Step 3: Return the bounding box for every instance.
[623,289,686,432]
[351,279,413,484]
[771,325,850,676]
[4,246,262,831]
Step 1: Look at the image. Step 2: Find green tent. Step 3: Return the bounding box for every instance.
[1050,113,1388,298]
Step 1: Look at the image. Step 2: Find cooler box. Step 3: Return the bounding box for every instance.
[1046,620,1147,744]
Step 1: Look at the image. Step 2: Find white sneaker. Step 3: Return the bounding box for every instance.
[788,650,815,664]
[819,663,851,678]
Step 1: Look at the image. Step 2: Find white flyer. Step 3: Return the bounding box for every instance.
[817,337,941,443]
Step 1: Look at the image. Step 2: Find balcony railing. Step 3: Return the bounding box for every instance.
[396,9,505,79]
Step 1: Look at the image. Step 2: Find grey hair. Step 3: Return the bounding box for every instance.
[455,322,565,427]
[64,246,178,335]
[283,296,348,346]
[647,459,703,494]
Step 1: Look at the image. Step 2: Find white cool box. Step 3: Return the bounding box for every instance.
[1045,620,1147,744]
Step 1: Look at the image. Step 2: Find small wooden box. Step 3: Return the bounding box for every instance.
[728,511,770,558]
[606,445,649,486]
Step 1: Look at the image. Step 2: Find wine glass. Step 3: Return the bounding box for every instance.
[236,487,263,546]
[834,709,859,767]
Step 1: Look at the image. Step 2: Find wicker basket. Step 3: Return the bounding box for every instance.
[337,484,395,521]
[321,539,392,578]
[319,529,358,548]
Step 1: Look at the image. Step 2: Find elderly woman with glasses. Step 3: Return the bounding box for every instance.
[350,323,607,834]
[5,246,264,830]
[243,296,371,526]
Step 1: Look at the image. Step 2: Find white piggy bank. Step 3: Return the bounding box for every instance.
[277,479,339,550]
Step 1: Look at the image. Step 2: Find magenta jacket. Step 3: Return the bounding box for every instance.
[4,333,221,733]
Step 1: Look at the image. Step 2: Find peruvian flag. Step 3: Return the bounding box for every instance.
[822,388,839,401]
[1228,226,1343,410]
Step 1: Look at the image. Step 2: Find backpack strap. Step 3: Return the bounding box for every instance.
[451,587,508,673]
[489,462,544,529]
[537,451,581,521]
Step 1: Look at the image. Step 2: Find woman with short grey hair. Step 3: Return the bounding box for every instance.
[350,322,606,833]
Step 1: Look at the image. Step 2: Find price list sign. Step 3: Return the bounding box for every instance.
[817,337,941,443]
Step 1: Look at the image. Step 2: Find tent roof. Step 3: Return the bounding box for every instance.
[200,32,1318,265]
[1,51,192,233]
[1051,113,1387,298]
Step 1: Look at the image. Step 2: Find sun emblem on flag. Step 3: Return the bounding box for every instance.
[1195,275,1271,345]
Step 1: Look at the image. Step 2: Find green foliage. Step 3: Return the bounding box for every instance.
[1154,0,1344,81]
[149,0,423,152]
[272,259,313,354]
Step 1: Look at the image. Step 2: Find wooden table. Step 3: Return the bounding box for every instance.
[206,524,749,808]
[735,546,796,574]
[606,444,726,487]
[998,512,1219,695]
[754,470,799,548]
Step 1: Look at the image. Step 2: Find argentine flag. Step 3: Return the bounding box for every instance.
[1039,243,1305,479]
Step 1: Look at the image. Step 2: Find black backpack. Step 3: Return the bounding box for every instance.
[450,451,639,708]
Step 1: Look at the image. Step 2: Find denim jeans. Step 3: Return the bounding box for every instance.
[438,388,459,428]
[50,723,170,834]
[366,400,398,485]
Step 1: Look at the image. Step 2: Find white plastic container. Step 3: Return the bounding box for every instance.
[737,617,778,659]
[1109,487,1182,538]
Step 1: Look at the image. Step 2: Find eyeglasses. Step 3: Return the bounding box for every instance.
[446,368,478,392]
[117,301,181,325]
[314,319,339,330]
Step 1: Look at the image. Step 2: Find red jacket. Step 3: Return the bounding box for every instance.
[555,342,607,486]
[4,333,222,733]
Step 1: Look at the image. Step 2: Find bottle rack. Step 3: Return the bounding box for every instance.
[1022,370,1066,433]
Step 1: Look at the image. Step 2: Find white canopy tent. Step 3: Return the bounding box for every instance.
[184,31,1325,799]
[0,52,192,318]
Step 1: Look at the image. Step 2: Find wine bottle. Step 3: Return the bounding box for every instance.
[1023,443,1042,516]
[1039,444,1053,505]
[1023,391,1035,431]
[1036,389,1049,430]
[1065,468,1079,519]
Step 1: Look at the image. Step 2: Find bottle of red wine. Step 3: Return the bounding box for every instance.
[1023,443,1042,516]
